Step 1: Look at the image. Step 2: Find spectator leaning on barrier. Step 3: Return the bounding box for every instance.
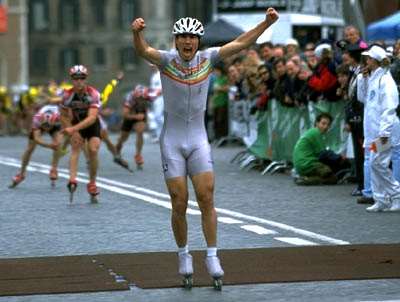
[308,43,339,102]
[272,57,287,106]
[293,112,348,185]
[283,59,302,107]
[259,41,274,68]
[357,45,400,212]
[211,63,229,140]
[255,64,274,110]
[296,62,313,106]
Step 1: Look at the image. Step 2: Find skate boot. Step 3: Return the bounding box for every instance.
[87,181,99,204]
[113,155,133,172]
[49,167,58,187]
[67,180,78,203]
[9,173,25,188]
[205,256,224,290]
[178,253,193,289]
[134,154,144,170]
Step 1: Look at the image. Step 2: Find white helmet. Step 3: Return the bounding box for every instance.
[172,17,204,37]
[40,110,60,127]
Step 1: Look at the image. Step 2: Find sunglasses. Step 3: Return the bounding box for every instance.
[72,76,87,80]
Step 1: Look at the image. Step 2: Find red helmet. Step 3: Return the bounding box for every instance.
[40,110,60,126]
[69,65,88,78]
[133,85,149,99]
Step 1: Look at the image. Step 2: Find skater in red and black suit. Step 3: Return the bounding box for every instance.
[59,65,102,203]
[9,105,62,188]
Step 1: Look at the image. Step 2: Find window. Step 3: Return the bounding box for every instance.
[120,47,137,70]
[94,47,106,66]
[59,48,79,71]
[91,0,106,26]
[29,0,49,32]
[119,0,137,29]
[31,48,48,74]
[58,0,79,31]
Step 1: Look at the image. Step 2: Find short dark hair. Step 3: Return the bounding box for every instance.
[273,57,286,68]
[315,112,333,125]
[336,64,350,75]
[260,42,274,49]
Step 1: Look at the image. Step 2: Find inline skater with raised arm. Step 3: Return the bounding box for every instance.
[131,7,279,289]
[60,65,102,203]
[9,105,62,188]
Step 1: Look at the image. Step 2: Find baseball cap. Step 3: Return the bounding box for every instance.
[361,45,387,62]
[314,43,332,58]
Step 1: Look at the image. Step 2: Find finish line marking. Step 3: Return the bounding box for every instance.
[0,156,349,246]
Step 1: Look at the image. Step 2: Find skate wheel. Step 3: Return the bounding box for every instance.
[213,278,222,291]
[182,275,193,289]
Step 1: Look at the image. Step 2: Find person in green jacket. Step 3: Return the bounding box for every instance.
[293,112,338,185]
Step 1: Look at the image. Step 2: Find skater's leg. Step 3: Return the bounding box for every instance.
[51,132,63,170]
[20,139,37,177]
[69,133,83,181]
[166,176,189,248]
[115,131,130,155]
[134,121,145,156]
[191,171,224,285]
[101,129,118,157]
[49,132,62,182]
[191,171,217,247]
[87,136,101,183]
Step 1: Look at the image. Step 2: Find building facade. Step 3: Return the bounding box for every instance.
[0,0,28,91]
[28,0,211,104]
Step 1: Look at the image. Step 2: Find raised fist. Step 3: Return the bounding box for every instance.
[131,18,146,32]
[266,8,279,25]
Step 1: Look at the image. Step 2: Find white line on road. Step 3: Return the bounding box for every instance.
[274,237,318,246]
[1,156,350,245]
[218,217,243,224]
[241,225,278,235]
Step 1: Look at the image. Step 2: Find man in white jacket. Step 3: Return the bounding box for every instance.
[357,45,400,212]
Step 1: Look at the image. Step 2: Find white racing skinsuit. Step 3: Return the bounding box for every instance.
[156,47,221,179]
[357,67,400,209]
[148,71,164,139]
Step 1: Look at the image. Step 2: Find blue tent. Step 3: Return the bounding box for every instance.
[367,11,400,42]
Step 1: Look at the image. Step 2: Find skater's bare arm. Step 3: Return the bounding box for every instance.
[64,108,98,135]
[32,130,53,149]
[219,8,279,60]
[132,18,162,66]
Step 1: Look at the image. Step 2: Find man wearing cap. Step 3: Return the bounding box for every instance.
[357,45,400,212]
[308,43,339,102]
